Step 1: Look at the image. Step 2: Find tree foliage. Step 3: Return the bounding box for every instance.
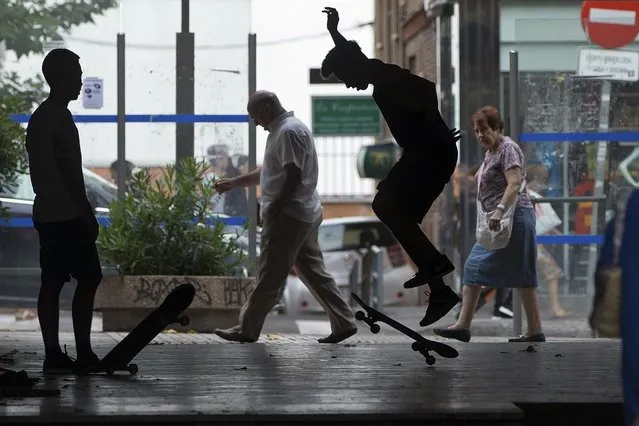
[0,0,118,106]
[0,0,118,219]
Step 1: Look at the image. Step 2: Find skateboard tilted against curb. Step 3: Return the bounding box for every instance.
[351,292,459,365]
[95,283,196,376]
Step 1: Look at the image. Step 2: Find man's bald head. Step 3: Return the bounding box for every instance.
[248,90,279,109]
[247,90,286,131]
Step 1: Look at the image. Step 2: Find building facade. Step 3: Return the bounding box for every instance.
[375,0,639,298]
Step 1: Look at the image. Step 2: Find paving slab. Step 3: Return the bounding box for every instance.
[0,332,623,425]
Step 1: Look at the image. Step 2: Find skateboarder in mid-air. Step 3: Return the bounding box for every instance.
[26,48,102,375]
[321,7,461,326]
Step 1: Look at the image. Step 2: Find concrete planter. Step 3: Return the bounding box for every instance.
[94,275,255,332]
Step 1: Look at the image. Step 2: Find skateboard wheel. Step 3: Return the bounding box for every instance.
[411,342,421,352]
[179,316,190,326]
[128,364,138,374]
[370,323,381,334]
[355,311,366,321]
[426,355,436,365]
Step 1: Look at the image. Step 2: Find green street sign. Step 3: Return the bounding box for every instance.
[311,96,382,137]
[357,142,401,179]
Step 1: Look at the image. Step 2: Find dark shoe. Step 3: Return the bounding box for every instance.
[42,347,76,375]
[318,327,357,344]
[404,255,455,289]
[214,327,257,343]
[508,332,546,343]
[73,352,101,375]
[433,327,471,342]
[419,285,460,327]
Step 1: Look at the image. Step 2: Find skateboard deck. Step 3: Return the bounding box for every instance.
[351,292,458,365]
[96,283,196,375]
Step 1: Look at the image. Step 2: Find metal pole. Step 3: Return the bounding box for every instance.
[586,80,611,295]
[372,246,384,313]
[116,33,126,199]
[247,33,257,276]
[509,51,523,336]
[175,0,194,165]
[562,95,571,293]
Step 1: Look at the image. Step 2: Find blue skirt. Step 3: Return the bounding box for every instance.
[463,207,538,288]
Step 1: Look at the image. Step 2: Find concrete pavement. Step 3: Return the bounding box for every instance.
[0,302,594,339]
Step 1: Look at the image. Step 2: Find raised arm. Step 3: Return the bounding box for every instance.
[323,7,348,46]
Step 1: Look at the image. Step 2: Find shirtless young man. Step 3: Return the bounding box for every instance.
[320,7,461,326]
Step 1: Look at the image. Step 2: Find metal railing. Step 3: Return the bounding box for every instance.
[349,245,384,313]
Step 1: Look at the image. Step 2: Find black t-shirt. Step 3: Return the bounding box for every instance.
[26,98,86,222]
[370,60,456,165]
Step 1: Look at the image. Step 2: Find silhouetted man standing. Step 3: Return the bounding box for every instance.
[26,48,102,374]
[320,7,461,326]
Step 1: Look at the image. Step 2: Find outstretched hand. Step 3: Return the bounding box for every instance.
[322,7,339,32]
[449,128,462,143]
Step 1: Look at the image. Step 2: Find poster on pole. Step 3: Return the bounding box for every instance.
[82,77,104,109]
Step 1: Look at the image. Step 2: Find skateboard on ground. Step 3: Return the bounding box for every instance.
[96,283,196,375]
[351,292,459,365]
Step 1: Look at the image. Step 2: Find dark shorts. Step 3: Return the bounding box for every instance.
[34,217,103,284]
[376,150,457,223]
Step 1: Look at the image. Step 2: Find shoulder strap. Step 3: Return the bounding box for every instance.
[476,162,485,193]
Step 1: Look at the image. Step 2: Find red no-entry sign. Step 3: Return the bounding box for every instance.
[581,1,639,49]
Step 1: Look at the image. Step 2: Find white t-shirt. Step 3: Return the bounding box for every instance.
[259,111,322,223]
[26,99,85,222]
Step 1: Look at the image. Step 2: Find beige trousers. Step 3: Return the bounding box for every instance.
[237,211,356,340]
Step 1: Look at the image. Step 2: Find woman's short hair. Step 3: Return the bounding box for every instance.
[320,40,365,79]
[471,106,504,132]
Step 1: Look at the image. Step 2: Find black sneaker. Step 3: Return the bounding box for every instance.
[42,346,76,375]
[404,255,455,289]
[419,285,460,327]
[73,352,101,375]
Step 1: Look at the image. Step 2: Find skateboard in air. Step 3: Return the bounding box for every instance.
[351,292,459,365]
[96,283,196,375]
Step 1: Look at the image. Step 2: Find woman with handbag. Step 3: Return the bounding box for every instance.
[434,106,544,343]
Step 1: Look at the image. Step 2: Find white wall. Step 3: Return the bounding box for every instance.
[4,0,375,196]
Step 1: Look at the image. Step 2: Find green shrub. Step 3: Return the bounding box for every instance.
[97,157,246,277]
[0,96,28,219]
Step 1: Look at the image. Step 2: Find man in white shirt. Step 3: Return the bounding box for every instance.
[26,48,102,375]
[213,90,357,343]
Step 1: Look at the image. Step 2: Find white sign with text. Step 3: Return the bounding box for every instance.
[577,47,639,81]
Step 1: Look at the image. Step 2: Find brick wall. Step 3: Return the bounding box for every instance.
[403,5,437,80]
[402,0,426,20]
[322,203,374,219]
[400,2,444,247]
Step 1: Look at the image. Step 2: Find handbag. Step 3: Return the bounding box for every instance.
[475,161,526,251]
[530,189,562,235]
[589,190,630,338]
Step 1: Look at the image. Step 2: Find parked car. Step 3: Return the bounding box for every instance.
[0,168,118,308]
[0,168,250,309]
[280,216,418,316]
